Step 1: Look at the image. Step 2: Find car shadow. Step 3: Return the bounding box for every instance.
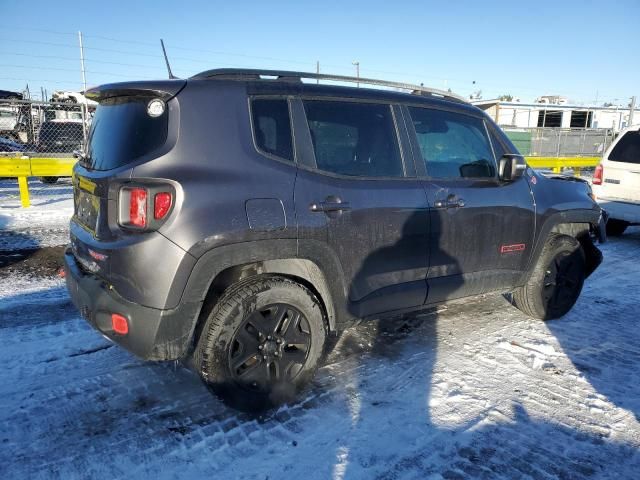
[325,211,640,478]
[546,226,640,422]
[0,211,39,270]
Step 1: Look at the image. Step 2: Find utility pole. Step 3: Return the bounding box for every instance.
[78,31,88,147]
[629,96,636,127]
[352,61,360,87]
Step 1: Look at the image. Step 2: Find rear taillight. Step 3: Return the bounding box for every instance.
[593,164,603,185]
[119,186,173,230]
[154,192,172,220]
[129,188,147,227]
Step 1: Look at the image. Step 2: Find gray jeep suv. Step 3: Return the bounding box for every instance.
[64,69,606,410]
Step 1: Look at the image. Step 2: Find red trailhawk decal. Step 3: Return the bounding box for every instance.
[500,243,526,254]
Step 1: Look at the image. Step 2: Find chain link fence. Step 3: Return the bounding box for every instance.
[0,99,92,156]
[502,127,615,157]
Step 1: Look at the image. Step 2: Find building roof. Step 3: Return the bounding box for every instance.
[472,99,632,112]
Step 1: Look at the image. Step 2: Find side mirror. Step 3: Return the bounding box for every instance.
[498,154,527,182]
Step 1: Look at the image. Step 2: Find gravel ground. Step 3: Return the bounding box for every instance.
[1,180,639,479]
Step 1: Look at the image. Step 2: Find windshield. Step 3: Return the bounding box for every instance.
[85,96,168,170]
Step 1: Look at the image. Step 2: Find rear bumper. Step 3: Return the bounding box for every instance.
[64,248,201,361]
[597,198,640,224]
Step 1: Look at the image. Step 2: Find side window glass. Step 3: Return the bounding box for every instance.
[303,100,404,177]
[251,99,293,162]
[408,107,496,179]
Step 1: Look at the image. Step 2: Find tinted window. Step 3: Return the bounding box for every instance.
[609,131,640,164]
[86,96,168,171]
[408,107,496,179]
[303,100,403,177]
[251,99,293,162]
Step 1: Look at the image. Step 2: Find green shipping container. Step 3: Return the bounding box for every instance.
[504,131,532,155]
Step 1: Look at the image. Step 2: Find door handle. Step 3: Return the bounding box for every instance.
[434,196,465,209]
[310,201,351,212]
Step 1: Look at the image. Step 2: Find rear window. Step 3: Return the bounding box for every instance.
[609,130,640,164]
[303,100,403,177]
[86,96,169,170]
[251,99,293,162]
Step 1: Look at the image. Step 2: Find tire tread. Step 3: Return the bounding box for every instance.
[513,234,585,320]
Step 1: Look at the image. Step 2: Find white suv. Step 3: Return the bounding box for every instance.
[592,125,640,236]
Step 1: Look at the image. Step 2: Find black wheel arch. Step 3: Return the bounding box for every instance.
[179,239,350,356]
[524,209,604,284]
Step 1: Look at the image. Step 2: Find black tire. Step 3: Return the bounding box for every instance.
[194,275,327,412]
[606,219,628,237]
[512,234,586,320]
[39,177,59,184]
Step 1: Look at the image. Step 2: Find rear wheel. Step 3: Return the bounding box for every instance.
[606,218,628,237]
[194,276,327,412]
[513,234,585,320]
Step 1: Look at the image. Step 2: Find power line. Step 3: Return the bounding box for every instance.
[0,51,166,70]
[0,64,156,79]
[0,76,79,85]
[13,27,76,37]
[0,34,633,102]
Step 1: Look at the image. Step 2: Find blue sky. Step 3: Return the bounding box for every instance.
[1,0,638,104]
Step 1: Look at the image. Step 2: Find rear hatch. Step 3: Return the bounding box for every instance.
[72,80,185,239]
[601,128,640,203]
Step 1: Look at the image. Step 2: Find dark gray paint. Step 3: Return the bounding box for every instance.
[65,71,605,361]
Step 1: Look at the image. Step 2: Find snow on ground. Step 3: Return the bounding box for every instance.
[1,181,639,479]
[0,178,73,250]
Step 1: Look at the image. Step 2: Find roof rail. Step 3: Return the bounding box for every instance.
[191,68,467,103]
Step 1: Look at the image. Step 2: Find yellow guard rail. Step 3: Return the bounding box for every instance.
[0,155,600,208]
[0,155,75,207]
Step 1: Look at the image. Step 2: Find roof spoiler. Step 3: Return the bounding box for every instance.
[85,79,186,102]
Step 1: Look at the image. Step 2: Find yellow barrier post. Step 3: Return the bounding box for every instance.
[18,176,30,207]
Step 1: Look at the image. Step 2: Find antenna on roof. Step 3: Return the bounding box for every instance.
[160,39,177,79]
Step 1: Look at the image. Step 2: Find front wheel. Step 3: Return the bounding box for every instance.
[512,234,586,320]
[194,276,327,412]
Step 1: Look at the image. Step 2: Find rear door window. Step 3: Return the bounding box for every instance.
[609,131,640,164]
[86,96,169,171]
[251,99,293,162]
[408,107,496,179]
[303,100,404,177]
